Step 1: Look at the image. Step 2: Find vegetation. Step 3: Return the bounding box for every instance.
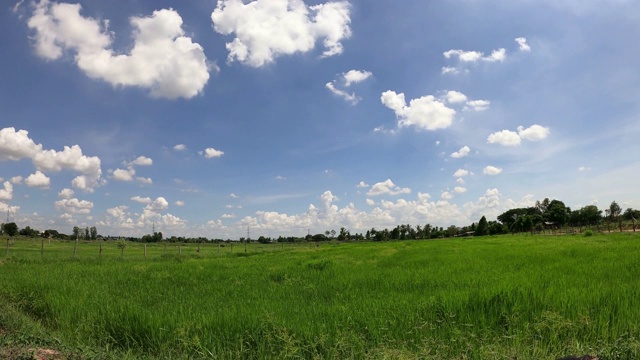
[1,233,639,359]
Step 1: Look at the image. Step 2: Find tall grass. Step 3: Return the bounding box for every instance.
[1,234,639,359]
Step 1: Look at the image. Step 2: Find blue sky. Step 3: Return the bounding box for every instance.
[1,0,639,238]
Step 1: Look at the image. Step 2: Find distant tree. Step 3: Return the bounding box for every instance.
[72,226,80,240]
[90,226,98,240]
[579,205,602,225]
[474,216,488,236]
[447,225,458,237]
[545,200,570,226]
[2,222,18,237]
[609,201,622,231]
[330,229,336,238]
[19,226,39,237]
[338,227,349,241]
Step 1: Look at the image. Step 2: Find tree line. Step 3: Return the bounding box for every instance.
[1,198,638,243]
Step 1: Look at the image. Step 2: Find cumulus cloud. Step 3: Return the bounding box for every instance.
[515,37,531,52]
[211,0,351,67]
[10,176,23,184]
[450,146,470,158]
[487,124,550,146]
[381,90,456,131]
[25,170,51,188]
[145,197,169,212]
[201,147,224,158]
[113,168,135,182]
[326,69,372,104]
[487,130,522,146]
[175,200,185,207]
[0,128,102,191]
[357,181,369,188]
[483,166,503,175]
[131,196,152,204]
[58,188,74,199]
[173,144,187,151]
[454,187,467,194]
[55,197,93,214]
[464,99,491,111]
[0,181,13,201]
[27,1,210,99]
[130,156,153,166]
[343,69,372,86]
[517,124,550,141]
[367,179,411,196]
[445,90,467,104]
[453,169,470,177]
[443,48,506,63]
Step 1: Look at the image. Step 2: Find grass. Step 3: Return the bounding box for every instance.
[0,233,639,359]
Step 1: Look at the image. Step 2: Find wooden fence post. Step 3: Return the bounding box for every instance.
[99,243,102,258]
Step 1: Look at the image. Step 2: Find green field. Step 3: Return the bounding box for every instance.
[1,233,639,359]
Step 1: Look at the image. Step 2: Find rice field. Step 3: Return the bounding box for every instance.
[1,233,639,359]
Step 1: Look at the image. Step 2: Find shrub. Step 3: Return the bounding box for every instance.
[583,229,594,237]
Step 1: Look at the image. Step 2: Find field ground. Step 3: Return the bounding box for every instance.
[0,233,639,359]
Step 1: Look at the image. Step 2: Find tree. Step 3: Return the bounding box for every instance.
[545,200,570,226]
[474,216,488,236]
[2,222,18,237]
[72,226,80,240]
[609,201,622,231]
[90,226,98,240]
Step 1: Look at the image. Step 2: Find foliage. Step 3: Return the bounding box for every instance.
[1,222,18,237]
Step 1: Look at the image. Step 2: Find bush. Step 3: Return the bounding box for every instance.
[583,229,594,237]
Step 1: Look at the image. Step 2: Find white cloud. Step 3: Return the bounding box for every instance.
[0,127,42,161]
[130,156,153,166]
[326,69,372,104]
[443,48,506,63]
[441,66,460,75]
[367,179,411,196]
[443,49,483,62]
[145,197,169,211]
[175,200,185,207]
[106,205,128,221]
[518,124,550,141]
[136,177,153,185]
[487,125,550,146]
[464,99,490,111]
[381,90,456,131]
[487,130,522,146]
[201,147,224,158]
[112,168,135,182]
[441,191,453,200]
[578,166,592,172]
[326,82,359,104]
[211,0,351,67]
[343,69,372,86]
[25,170,51,189]
[173,144,187,151]
[450,146,470,158]
[515,37,531,52]
[130,196,152,204]
[453,169,470,177]
[55,197,93,214]
[229,193,238,198]
[445,90,467,104]
[456,178,465,185]
[483,166,503,175]
[0,181,13,201]
[357,181,369,188]
[454,186,467,194]
[28,2,210,99]
[10,176,23,184]
[365,199,375,206]
[58,188,74,199]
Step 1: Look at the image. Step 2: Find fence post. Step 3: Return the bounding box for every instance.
[74,239,78,258]
[144,244,147,259]
[99,243,102,258]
